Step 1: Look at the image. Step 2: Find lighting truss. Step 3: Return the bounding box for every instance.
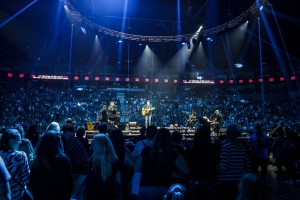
[64,0,268,42]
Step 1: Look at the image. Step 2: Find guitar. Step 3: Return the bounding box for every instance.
[141,107,155,116]
[87,122,94,131]
[86,113,95,131]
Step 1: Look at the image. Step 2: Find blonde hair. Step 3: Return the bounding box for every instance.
[91,134,118,181]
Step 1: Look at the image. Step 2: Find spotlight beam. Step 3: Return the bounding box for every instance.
[0,0,38,28]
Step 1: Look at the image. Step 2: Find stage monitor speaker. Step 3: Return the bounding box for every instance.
[129,122,137,128]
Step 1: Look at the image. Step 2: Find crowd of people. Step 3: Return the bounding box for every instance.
[1,118,299,200]
[0,81,299,134]
[0,80,299,200]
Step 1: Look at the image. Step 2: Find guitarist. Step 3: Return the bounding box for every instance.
[142,100,154,127]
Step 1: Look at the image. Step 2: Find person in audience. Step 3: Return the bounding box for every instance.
[46,121,61,135]
[133,126,147,144]
[45,121,65,152]
[80,134,122,200]
[0,155,11,200]
[134,128,189,200]
[283,128,300,188]
[63,131,90,174]
[61,122,75,152]
[185,126,217,200]
[29,133,73,200]
[25,124,40,148]
[237,173,270,200]
[271,126,286,180]
[76,127,92,155]
[217,124,252,200]
[163,183,187,200]
[171,131,185,155]
[110,129,134,200]
[131,125,157,161]
[98,122,108,135]
[0,129,30,200]
[15,124,34,164]
[247,124,272,183]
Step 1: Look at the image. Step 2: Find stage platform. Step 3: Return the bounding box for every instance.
[85,126,198,141]
[85,126,230,143]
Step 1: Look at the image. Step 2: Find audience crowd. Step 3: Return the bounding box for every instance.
[0,81,300,200]
[0,83,299,133]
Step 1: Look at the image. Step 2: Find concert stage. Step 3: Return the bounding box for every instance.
[85,126,197,141]
[85,126,229,143]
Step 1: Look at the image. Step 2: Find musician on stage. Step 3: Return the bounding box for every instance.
[210,110,222,134]
[187,109,197,129]
[142,100,154,127]
[99,105,108,123]
[210,110,222,125]
[107,101,120,126]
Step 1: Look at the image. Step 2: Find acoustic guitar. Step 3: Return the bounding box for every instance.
[87,121,94,131]
[141,107,155,116]
[86,113,94,130]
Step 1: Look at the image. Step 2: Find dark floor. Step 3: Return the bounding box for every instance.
[267,165,300,200]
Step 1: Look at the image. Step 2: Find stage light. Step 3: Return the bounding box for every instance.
[145,78,149,82]
[235,63,243,68]
[195,75,203,80]
[154,78,159,83]
[210,80,215,83]
[80,27,86,34]
[125,78,130,82]
[7,73,13,78]
[279,77,284,81]
[187,41,191,49]
[115,77,120,81]
[164,79,168,83]
[291,76,296,81]
[173,80,178,83]
[269,77,274,82]
[105,77,110,81]
[95,77,100,81]
[139,43,142,46]
[259,78,263,83]
[249,79,253,83]
[84,76,89,81]
[239,80,244,84]
[229,80,234,84]
[31,74,36,78]
[182,80,187,83]
[135,78,140,82]
[260,6,264,10]
[118,40,122,43]
[74,76,79,80]
[20,74,24,78]
[220,80,224,84]
[63,76,68,79]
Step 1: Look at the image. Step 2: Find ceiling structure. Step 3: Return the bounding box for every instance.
[0,0,299,79]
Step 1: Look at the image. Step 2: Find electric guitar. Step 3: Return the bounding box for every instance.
[141,107,155,116]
